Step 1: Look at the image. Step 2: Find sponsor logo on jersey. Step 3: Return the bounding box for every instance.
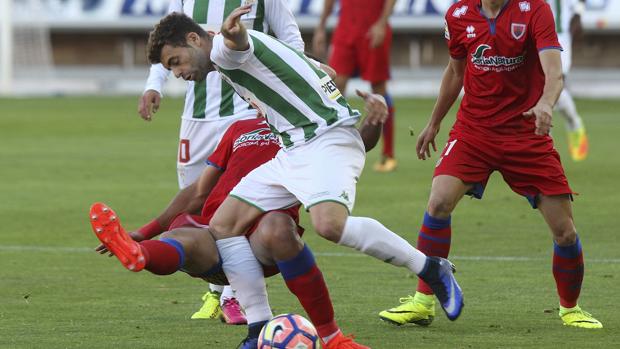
[233,127,278,151]
[319,75,342,100]
[466,25,476,38]
[519,1,531,12]
[511,23,527,40]
[470,44,526,72]
[452,5,468,18]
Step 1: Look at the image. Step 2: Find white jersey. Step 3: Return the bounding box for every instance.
[143,0,304,122]
[547,0,581,35]
[210,30,360,149]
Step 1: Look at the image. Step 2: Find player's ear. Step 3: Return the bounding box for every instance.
[186,32,201,46]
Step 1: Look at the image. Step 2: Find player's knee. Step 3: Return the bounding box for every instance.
[553,225,578,246]
[256,213,299,250]
[313,216,345,242]
[427,198,455,218]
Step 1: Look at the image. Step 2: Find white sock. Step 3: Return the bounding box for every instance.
[338,216,427,274]
[322,330,341,344]
[220,286,235,305]
[557,89,583,131]
[209,284,224,293]
[215,237,272,324]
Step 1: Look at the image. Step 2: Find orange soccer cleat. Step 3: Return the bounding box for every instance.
[90,202,145,272]
[323,332,370,349]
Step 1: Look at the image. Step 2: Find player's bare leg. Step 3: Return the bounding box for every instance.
[538,194,602,328]
[380,175,472,325]
[309,201,464,321]
[370,80,397,172]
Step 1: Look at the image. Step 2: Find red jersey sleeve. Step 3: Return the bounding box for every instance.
[445,16,466,60]
[531,2,562,51]
[206,123,236,171]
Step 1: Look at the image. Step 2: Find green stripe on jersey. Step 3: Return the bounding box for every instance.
[250,36,340,126]
[219,68,318,144]
[191,0,210,119]
[253,0,265,31]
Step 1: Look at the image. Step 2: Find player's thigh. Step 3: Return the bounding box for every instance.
[284,126,365,214]
[431,136,494,215]
[209,195,265,239]
[358,27,392,84]
[328,33,357,78]
[160,227,219,273]
[499,137,572,208]
[249,210,303,264]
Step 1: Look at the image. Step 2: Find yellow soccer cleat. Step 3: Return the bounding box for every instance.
[560,305,603,329]
[567,126,589,162]
[379,293,435,326]
[373,157,398,173]
[190,291,223,320]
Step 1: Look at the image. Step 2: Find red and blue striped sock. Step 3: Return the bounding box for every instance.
[382,94,395,159]
[139,238,185,275]
[276,244,338,338]
[553,235,584,308]
[416,212,452,295]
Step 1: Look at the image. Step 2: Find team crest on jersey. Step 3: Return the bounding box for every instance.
[471,44,525,72]
[452,5,468,18]
[519,1,531,12]
[511,23,527,40]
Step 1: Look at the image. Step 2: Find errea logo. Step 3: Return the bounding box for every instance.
[519,1,531,12]
[466,25,476,38]
[452,5,468,18]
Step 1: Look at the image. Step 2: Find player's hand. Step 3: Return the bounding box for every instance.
[94,231,145,256]
[138,89,161,121]
[357,90,387,125]
[367,22,387,49]
[312,27,327,60]
[222,5,251,38]
[523,102,553,136]
[416,123,440,160]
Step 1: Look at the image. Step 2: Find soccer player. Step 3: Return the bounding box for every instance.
[312,0,398,172]
[137,0,305,323]
[93,112,385,348]
[547,0,588,161]
[378,0,602,329]
[145,8,465,341]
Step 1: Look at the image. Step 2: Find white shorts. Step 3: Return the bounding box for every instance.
[177,115,255,189]
[230,126,366,213]
[558,33,572,75]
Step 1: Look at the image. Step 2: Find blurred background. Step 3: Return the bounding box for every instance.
[1,0,619,98]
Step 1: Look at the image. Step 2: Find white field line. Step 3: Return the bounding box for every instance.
[1,244,619,264]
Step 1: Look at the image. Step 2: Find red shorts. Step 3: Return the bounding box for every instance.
[168,205,304,282]
[433,132,572,208]
[329,25,391,83]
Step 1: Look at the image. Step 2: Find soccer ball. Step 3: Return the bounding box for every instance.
[258,313,321,349]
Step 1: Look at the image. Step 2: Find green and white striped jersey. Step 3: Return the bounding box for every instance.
[547,0,581,34]
[144,0,304,121]
[211,31,361,149]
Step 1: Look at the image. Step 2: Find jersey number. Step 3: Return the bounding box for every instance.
[179,139,190,163]
[444,139,458,156]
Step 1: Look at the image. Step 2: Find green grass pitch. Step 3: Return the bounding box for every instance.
[1,96,618,348]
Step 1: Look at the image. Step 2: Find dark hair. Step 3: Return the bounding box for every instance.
[147,13,208,64]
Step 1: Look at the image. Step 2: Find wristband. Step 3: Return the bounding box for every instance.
[137,219,165,240]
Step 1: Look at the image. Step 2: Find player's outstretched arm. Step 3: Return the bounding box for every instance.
[221,5,252,51]
[523,49,563,136]
[138,89,161,121]
[417,58,465,160]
